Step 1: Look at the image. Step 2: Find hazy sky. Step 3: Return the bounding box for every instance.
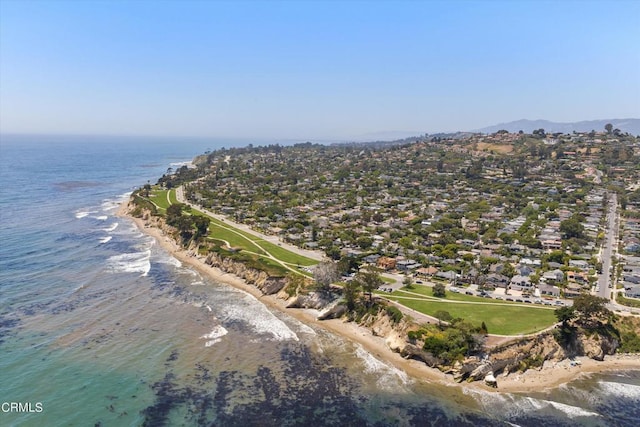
[1,0,639,140]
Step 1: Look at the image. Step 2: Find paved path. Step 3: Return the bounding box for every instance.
[172,186,328,277]
[176,186,325,262]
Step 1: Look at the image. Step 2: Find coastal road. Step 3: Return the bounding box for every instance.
[598,193,618,300]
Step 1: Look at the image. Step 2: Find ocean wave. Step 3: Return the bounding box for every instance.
[157,254,182,268]
[465,389,601,420]
[354,345,411,391]
[597,380,640,399]
[93,215,108,221]
[99,236,113,244]
[538,398,601,419]
[219,292,298,342]
[106,250,151,276]
[101,196,127,211]
[103,222,119,232]
[75,210,97,219]
[201,325,228,347]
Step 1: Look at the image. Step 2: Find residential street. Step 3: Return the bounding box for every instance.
[598,193,618,300]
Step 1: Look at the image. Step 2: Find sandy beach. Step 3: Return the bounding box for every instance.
[118,202,640,394]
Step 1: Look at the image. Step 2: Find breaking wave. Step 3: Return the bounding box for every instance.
[201,325,228,347]
[106,250,151,276]
[218,292,298,341]
[354,345,411,391]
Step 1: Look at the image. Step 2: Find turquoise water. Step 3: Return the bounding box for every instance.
[1,135,638,426]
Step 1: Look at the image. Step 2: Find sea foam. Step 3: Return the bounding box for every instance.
[201,325,228,347]
[354,345,411,391]
[106,250,151,276]
[597,380,640,399]
[219,292,298,341]
[75,210,96,219]
[103,222,119,232]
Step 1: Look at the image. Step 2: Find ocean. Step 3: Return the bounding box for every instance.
[0,135,638,427]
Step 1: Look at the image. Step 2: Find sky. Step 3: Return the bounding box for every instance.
[1,0,639,141]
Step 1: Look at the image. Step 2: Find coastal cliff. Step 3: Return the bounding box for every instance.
[123,198,638,388]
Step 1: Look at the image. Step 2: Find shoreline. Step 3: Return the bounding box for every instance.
[117,201,640,394]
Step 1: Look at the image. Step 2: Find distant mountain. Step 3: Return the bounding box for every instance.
[472,119,640,135]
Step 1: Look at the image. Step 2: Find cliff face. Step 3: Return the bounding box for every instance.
[204,252,287,295]
[397,326,621,383]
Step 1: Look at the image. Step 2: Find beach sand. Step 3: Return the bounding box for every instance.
[118,203,640,394]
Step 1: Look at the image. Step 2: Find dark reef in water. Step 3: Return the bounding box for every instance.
[139,343,506,426]
[0,315,20,345]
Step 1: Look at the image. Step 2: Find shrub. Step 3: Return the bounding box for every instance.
[620,332,640,353]
[386,306,403,324]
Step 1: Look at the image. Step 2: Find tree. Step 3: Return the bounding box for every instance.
[403,275,414,289]
[480,321,488,335]
[605,123,613,134]
[192,215,210,241]
[355,268,383,304]
[502,263,516,279]
[314,261,340,291]
[337,256,358,275]
[433,282,446,298]
[434,310,453,324]
[342,280,361,311]
[560,215,585,239]
[555,305,575,324]
[572,294,610,322]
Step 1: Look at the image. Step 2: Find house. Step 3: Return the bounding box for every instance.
[539,283,560,297]
[569,259,589,270]
[486,273,509,288]
[363,254,381,264]
[510,275,532,291]
[625,285,640,298]
[542,239,562,250]
[543,269,564,283]
[436,271,457,281]
[416,266,438,277]
[564,283,583,298]
[517,264,534,277]
[397,259,420,272]
[623,274,640,284]
[376,257,396,271]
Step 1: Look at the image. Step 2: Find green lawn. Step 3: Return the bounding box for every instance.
[398,285,533,304]
[148,189,171,211]
[254,239,318,266]
[384,286,557,335]
[206,223,267,255]
[143,188,319,273]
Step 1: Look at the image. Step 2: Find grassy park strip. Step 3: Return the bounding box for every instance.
[142,187,318,276]
[381,285,557,335]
